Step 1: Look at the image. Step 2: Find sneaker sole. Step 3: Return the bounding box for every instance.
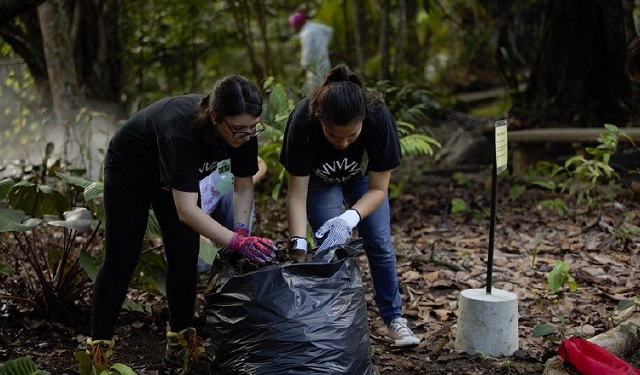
[388,337,421,346]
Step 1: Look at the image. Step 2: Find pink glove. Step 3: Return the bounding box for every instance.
[228,232,276,263]
[233,223,249,237]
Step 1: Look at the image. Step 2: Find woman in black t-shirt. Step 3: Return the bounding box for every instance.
[280,64,421,347]
[87,75,275,371]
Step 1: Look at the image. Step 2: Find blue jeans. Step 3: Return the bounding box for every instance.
[307,175,402,323]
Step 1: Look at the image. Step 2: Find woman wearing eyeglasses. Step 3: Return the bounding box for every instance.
[280,64,421,347]
[86,75,274,373]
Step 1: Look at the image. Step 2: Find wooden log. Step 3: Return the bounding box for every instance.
[508,128,640,143]
[508,127,640,174]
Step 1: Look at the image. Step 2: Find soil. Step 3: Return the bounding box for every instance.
[1,128,639,374]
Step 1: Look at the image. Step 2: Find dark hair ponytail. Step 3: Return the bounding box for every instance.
[310,64,383,126]
[194,75,263,127]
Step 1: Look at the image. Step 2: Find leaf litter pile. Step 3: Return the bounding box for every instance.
[1,154,639,375]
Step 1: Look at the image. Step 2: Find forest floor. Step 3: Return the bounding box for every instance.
[1,120,640,374]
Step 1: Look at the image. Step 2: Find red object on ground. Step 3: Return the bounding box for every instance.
[558,336,640,375]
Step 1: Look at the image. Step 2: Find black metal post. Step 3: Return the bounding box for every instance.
[486,144,497,294]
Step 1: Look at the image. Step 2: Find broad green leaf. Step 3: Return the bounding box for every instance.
[79,251,102,281]
[56,172,93,189]
[109,363,137,375]
[0,357,51,375]
[0,179,15,200]
[618,299,635,311]
[46,207,93,232]
[8,182,70,218]
[198,237,219,268]
[0,209,42,232]
[131,250,167,295]
[547,269,563,293]
[74,351,94,375]
[83,182,104,201]
[145,210,161,238]
[531,324,558,338]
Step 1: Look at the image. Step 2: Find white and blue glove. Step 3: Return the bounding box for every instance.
[315,209,361,251]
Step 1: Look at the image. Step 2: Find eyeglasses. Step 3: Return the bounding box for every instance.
[222,118,266,139]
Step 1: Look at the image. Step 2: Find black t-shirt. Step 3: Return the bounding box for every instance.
[104,94,258,192]
[280,97,402,183]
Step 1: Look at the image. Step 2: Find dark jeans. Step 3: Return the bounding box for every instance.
[307,175,402,323]
[91,184,199,339]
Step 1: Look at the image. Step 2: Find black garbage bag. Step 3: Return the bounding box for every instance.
[205,241,373,375]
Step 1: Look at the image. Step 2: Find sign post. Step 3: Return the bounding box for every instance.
[486,119,508,294]
[454,119,519,357]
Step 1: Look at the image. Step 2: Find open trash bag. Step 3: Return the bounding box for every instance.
[204,240,373,375]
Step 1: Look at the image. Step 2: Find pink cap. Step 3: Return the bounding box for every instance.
[288,11,307,27]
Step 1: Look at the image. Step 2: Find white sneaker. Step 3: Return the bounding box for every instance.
[384,317,421,346]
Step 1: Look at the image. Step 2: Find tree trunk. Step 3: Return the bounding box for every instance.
[2,0,123,114]
[512,0,631,128]
[404,0,420,69]
[350,0,365,74]
[75,0,122,104]
[37,0,82,124]
[394,0,405,76]
[226,0,264,82]
[0,12,51,110]
[253,0,273,78]
[379,0,391,80]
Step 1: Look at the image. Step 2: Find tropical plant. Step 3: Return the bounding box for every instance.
[258,77,298,199]
[547,260,577,294]
[75,352,137,375]
[525,124,630,210]
[0,357,51,375]
[0,148,101,323]
[0,162,167,322]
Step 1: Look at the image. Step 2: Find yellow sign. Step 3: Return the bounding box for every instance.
[494,120,508,174]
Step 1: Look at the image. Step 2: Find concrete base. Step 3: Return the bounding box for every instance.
[455,288,519,357]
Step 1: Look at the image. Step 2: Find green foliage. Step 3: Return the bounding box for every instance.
[0,357,51,375]
[547,260,577,294]
[0,169,108,321]
[452,172,470,186]
[531,316,583,344]
[258,77,297,199]
[618,298,636,312]
[450,197,484,220]
[0,47,39,158]
[397,122,441,157]
[529,234,541,270]
[524,124,628,210]
[0,164,167,321]
[76,351,137,375]
[0,205,98,322]
[508,184,526,201]
[538,198,568,215]
[451,197,469,213]
[531,323,560,341]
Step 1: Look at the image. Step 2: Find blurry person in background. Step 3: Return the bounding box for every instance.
[289,10,334,95]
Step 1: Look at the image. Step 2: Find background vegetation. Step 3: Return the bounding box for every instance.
[0,0,639,326]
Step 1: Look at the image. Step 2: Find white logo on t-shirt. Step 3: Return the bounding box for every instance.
[315,158,361,183]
